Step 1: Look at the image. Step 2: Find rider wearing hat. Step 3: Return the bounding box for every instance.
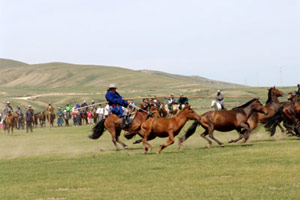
[167,94,176,111]
[176,94,189,110]
[105,83,129,127]
[46,103,55,114]
[3,101,13,127]
[216,90,225,110]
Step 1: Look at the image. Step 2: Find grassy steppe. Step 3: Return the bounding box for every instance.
[1,125,300,200]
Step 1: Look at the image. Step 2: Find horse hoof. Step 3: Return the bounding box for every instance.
[228,140,233,143]
[124,146,128,149]
[220,144,225,147]
[205,144,211,149]
[156,151,160,154]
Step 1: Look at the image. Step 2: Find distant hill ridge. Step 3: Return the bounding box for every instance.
[0,58,243,90]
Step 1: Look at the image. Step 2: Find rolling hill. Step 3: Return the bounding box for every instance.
[0,58,242,91]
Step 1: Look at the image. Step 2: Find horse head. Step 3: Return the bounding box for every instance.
[270,87,284,97]
[180,105,200,121]
[253,98,268,115]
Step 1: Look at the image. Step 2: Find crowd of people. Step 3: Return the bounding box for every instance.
[0,83,231,130]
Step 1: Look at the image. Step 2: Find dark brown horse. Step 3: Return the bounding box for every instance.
[262,93,300,136]
[140,106,200,154]
[235,87,284,141]
[179,98,268,148]
[38,111,46,127]
[4,112,19,136]
[89,110,150,151]
[91,108,98,124]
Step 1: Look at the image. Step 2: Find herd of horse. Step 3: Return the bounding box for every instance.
[90,87,300,154]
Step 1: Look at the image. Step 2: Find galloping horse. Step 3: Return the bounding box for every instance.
[179,98,268,148]
[262,93,300,136]
[245,87,284,135]
[211,100,222,111]
[89,109,150,151]
[140,106,200,154]
[4,112,19,136]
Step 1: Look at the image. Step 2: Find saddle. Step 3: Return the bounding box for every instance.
[121,113,136,129]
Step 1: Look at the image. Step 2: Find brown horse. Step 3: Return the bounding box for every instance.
[46,112,56,127]
[140,106,200,154]
[4,112,19,136]
[91,108,98,124]
[89,110,150,151]
[179,98,268,148]
[231,87,284,142]
[262,93,300,136]
[38,111,46,127]
[80,108,88,125]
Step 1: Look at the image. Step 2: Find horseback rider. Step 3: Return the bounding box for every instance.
[167,94,176,111]
[46,103,55,114]
[81,100,88,113]
[296,84,300,95]
[90,100,97,110]
[3,101,13,128]
[177,94,189,110]
[216,90,225,110]
[105,83,130,128]
[151,96,161,108]
[28,105,34,115]
[16,106,24,129]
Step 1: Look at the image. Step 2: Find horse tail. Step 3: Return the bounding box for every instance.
[178,120,200,144]
[89,119,106,139]
[261,107,283,136]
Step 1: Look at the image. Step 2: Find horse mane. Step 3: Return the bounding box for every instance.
[232,98,258,110]
[266,87,274,104]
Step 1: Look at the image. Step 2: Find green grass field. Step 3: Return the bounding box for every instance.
[1,58,299,199]
[1,124,300,200]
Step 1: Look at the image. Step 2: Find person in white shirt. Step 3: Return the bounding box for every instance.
[96,104,104,121]
[104,103,111,118]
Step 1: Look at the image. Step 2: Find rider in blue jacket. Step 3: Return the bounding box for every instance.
[105,83,128,118]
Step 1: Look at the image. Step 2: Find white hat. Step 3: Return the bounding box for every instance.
[91,100,95,103]
[83,100,86,103]
[180,94,183,96]
[217,90,221,92]
[28,105,32,108]
[109,83,117,89]
[6,101,10,104]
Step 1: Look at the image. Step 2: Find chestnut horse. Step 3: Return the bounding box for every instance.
[5,112,19,136]
[81,108,88,125]
[89,109,150,151]
[140,106,200,154]
[179,98,268,148]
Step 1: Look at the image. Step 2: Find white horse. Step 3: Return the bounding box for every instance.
[211,100,222,111]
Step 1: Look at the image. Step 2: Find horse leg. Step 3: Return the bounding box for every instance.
[157,132,174,154]
[116,129,128,149]
[208,128,224,147]
[200,130,213,148]
[106,127,121,151]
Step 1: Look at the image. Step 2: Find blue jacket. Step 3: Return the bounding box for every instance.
[105,90,128,107]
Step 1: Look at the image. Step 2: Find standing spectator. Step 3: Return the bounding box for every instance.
[72,106,78,126]
[96,104,104,121]
[104,103,110,118]
[90,100,97,110]
[87,110,93,124]
[56,107,64,127]
[25,108,33,133]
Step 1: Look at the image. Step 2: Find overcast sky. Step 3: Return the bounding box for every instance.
[0,0,299,87]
